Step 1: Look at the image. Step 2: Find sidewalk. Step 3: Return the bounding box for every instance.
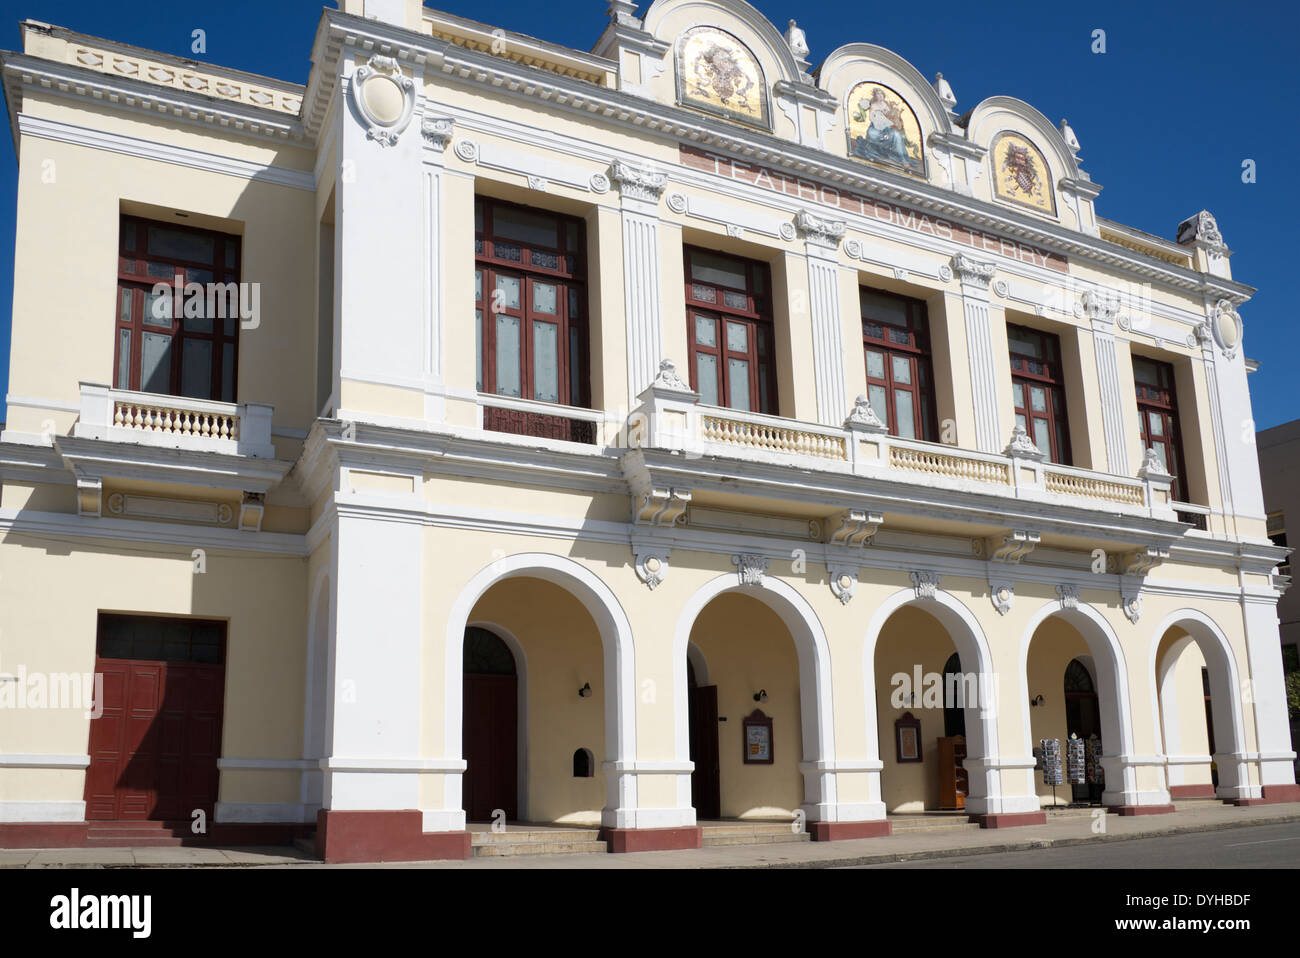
[3,801,1298,869]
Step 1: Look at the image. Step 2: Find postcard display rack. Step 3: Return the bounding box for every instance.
[1040,737,1063,807]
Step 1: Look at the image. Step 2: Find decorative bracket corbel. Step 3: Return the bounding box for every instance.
[988,529,1040,564]
[828,509,883,548]
[1122,546,1168,578]
[238,492,266,533]
[77,476,103,517]
[632,484,691,527]
[1056,583,1080,609]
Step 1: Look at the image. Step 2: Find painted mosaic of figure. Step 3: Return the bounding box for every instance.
[848,85,922,174]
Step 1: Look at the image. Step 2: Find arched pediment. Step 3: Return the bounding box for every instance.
[818,44,954,184]
[965,96,1082,219]
[642,0,804,132]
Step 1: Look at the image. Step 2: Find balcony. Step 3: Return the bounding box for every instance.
[632,363,1180,526]
[72,383,276,459]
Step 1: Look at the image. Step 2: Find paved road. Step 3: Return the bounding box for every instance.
[845,821,1300,868]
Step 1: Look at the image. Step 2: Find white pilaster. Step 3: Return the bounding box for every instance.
[610,160,668,401]
[1080,290,1130,475]
[952,254,1002,453]
[336,53,427,400]
[796,210,847,426]
[1242,592,1299,788]
[320,510,425,811]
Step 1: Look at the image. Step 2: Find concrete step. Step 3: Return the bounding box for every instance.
[702,831,809,847]
[471,828,601,845]
[888,818,982,833]
[697,821,801,837]
[472,839,608,857]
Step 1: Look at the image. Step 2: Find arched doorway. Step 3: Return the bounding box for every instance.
[1063,658,1101,803]
[1021,603,1135,809]
[1151,612,1251,801]
[688,593,802,820]
[462,626,518,822]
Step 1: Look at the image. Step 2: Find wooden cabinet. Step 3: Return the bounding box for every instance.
[937,735,968,810]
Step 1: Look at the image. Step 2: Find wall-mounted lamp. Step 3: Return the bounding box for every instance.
[1031,694,1045,707]
[578,683,592,698]
[753,689,768,702]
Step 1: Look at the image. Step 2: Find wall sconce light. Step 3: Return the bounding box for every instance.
[1031,694,1045,707]
[753,689,768,702]
[578,683,592,698]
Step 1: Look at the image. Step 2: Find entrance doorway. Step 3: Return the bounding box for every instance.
[462,627,518,822]
[687,657,721,820]
[84,614,226,821]
[1063,658,1101,803]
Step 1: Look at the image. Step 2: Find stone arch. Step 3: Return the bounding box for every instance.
[1019,599,1138,805]
[863,586,1005,814]
[673,574,835,820]
[444,553,635,828]
[1148,608,1250,799]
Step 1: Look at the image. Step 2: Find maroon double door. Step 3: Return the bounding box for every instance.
[84,615,226,822]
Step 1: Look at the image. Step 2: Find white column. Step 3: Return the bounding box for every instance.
[1243,592,1299,789]
[321,510,426,812]
[796,210,847,426]
[610,160,669,403]
[951,254,1003,453]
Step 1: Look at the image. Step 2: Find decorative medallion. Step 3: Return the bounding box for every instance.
[634,547,672,590]
[990,580,1015,616]
[351,55,416,147]
[846,82,924,176]
[675,26,769,130]
[1211,300,1243,359]
[990,132,1056,215]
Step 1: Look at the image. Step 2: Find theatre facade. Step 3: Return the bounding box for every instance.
[0,0,1294,861]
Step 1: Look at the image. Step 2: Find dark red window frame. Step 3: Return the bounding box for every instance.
[861,287,938,441]
[474,197,590,412]
[684,246,777,415]
[1134,355,1190,502]
[1008,323,1072,465]
[115,215,241,402]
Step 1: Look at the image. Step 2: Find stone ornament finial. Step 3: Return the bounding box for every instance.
[785,20,810,60]
[1004,424,1046,461]
[933,72,956,112]
[1138,447,1171,479]
[844,394,887,432]
[1176,210,1225,250]
[1059,118,1081,155]
[651,358,693,393]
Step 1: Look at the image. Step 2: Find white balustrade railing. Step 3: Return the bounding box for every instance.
[74,382,276,458]
[633,369,1176,521]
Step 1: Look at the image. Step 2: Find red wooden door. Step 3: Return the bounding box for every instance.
[84,658,225,821]
[462,673,518,822]
[689,685,721,820]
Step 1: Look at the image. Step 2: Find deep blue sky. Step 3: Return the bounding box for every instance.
[0,0,1295,427]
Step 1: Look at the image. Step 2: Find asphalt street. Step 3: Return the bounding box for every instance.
[845,821,1300,868]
